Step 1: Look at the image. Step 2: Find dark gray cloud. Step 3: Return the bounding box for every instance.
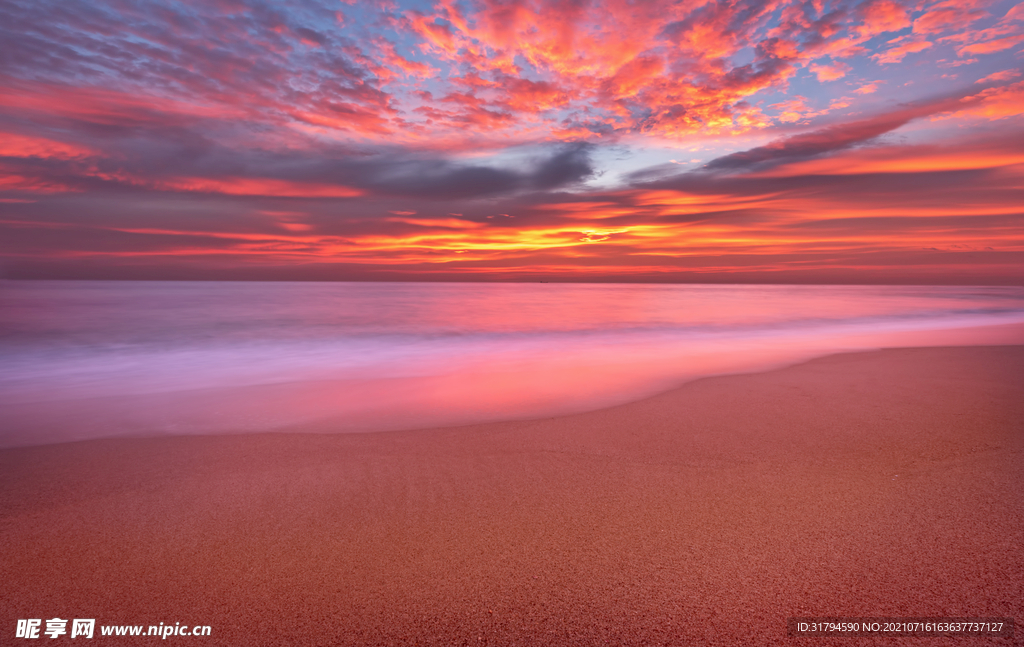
[351,143,595,198]
[529,143,596,189]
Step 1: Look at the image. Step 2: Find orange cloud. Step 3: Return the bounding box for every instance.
[946,80,1024,120]
[769,97,828,123]
[385,217,484,229]
[752,142,1024,176]
[538,202,637,220]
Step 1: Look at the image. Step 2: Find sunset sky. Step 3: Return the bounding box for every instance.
[1,0,1022,283]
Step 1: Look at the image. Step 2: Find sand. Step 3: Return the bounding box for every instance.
[1,346,1022,646]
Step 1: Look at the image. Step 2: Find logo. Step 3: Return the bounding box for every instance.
[15,619,95,640]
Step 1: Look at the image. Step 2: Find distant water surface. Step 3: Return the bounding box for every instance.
[2,281,1023,447]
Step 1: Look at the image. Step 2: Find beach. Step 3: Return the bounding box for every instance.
[1,345,1021,645]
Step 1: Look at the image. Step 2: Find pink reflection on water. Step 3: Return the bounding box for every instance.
[5,318,1022,448]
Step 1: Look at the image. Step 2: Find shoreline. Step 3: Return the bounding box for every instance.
[4,319,1024,451]
[2,345,1022,645]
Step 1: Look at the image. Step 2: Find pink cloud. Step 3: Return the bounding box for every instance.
[872,37,933,64]
[913,1,989,34]
[958,34,1024,56]
[809,61,852,81]
[856,0,912,39]
[976,69,1023,83]
[157,178,365,198]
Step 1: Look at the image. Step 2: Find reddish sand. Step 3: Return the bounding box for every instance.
[1,346,1022,646]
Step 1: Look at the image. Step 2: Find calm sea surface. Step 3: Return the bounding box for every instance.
[3,281,1023,447]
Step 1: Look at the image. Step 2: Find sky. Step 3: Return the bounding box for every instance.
[1,0,1022,283]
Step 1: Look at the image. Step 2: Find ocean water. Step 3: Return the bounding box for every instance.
[2,281,1023,448]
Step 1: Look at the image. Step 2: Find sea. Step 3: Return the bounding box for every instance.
[2,281,1023,448]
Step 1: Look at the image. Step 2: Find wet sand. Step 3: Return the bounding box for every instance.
[1,346,1022,645]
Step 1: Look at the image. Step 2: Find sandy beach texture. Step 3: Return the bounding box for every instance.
[2,346,1022,646]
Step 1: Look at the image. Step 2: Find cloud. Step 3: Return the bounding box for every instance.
[0,133,96,160]
[872,36,933,64]
[2,0,1024,284]
[809,61,852,81]
[976,69,1023,84]
[944,80,1024,120]
[153,177,365,199]
[913,1,989,34]
[0,0,973,150]
[698,105,933,173]
[935,3,1024,58]
[5,126,1023,284]
[0,86,597,201]
[529,143,596,189]
[350,144,595,199]
[958,34,1024,56]
[768,96,825,123]
[855,0,912,39]
[689,82,1024,176]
